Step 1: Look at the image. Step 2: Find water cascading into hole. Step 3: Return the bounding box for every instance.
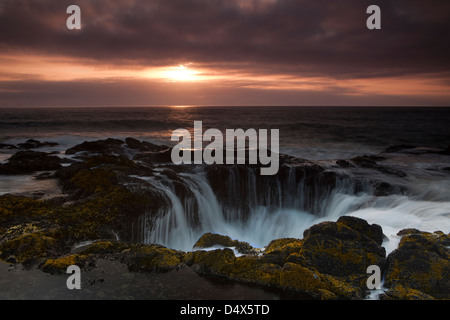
[135,166,385,252]
[132,163,450,254]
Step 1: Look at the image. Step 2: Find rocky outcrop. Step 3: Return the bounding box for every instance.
[17,139,58,150]
[382,229,450,299]
[0,151,62,175]
[0,138,449,300]
[193,233,257,255]
[0,139,58,150]
[183,216,387,299]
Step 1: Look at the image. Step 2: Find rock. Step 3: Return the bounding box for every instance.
[35,172,56,180]
[65,138,125,155]
[0,143,18,150]
[5,255,17,264]
[384,229,450,299]
[336,159,354,168]
[0,232,59,265]
[122,244,184,272]
[18,139,58,150]
[303,216,385,246]
[42,254,91,274]
[350,155,406,177]
[336,215,385,245]
[298,216,386,295]
[132,149,173,164]
[193,233,256,255]
[262,238,304,266]
[380,284,436,300]
[125,137,169,152]
[0,151,62,175]
[384,145,416,153]
[183,217,387,299]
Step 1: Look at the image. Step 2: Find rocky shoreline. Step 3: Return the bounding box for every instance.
[0,138,449,300]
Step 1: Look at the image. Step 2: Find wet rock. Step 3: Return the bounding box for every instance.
[384,145,416,153]
[122,244,184,273]
[183,217,387,299]
[132,149,173,164]
[296,216,386,295]
[0,143,18,150]
[125,137,169,152]
[380,284,435,300]
[350,155,406,177]
[18,139,58,150]
[0,232,59,266]
[0,151,62,175]
[193,233,256,255]
[384,229,450,299]
[65,138,125,156]
[336,159,354,168]
[262,238,303,266]
[42,254,91,274]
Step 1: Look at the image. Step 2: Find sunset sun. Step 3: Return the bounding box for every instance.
[163,65,199,82]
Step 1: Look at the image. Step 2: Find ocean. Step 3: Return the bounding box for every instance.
[1,106,450,256]
[1,106,449,160]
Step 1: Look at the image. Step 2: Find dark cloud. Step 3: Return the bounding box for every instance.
[1,0,449,79]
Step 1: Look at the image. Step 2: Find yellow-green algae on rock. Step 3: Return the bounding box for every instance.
[0,232,58,264]
[182,215,388,300]
[383,229,450,299]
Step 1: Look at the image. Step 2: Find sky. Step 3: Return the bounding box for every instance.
[0,0,449,107]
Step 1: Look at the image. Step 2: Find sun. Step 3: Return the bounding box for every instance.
[163,65,199,82]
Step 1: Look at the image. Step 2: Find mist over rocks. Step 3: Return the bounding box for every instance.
[0,137,449,299]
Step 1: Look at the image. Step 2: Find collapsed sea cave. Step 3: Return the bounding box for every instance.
[1,138,449,300]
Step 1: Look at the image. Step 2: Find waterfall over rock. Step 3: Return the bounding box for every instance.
[128,154,411,252]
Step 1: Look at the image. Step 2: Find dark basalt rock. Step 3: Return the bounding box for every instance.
[350,155,407,177]
[193,233,257,255]
[65,138,125,155]
[132,149,173,164]
[384,145,417,153]
[0,150,62,175]
[300,216,386,280]
[336,159,354,168]
[125,137,169,152]
[184,217,389,299]
[0,143,18,150]
[18,139,58,150]
[383,229,450,299]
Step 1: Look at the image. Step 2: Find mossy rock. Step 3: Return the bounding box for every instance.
[193,233,256,255]
[0,195,52,226]
[385,230,450,299]
[225,256,281,287]
[49,185,159,241]
[76,240,128,255]
[279,262,362,299]
[183,248,236,274]
[299,217,386,281]
[380,284,436,300]
[123,244,184,272]
[300,233,385,278]
[264,238,302,253]
[42,254,90,274]
[0,232,59,265]
[261,238,304,266]
[303,216,384,246]
[183,247,361,299]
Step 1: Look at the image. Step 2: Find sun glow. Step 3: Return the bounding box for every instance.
[162,65,199,82]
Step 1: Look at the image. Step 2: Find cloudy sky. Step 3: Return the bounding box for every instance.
[0,0,449,107]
